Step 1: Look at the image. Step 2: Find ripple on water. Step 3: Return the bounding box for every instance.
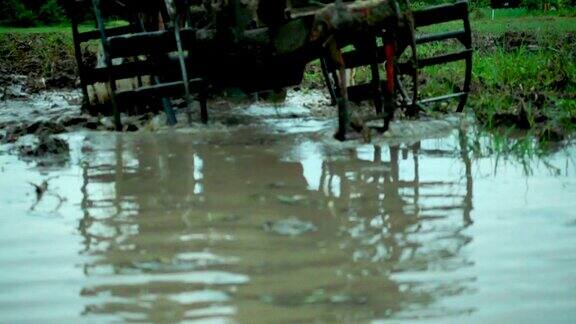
[0,117,575,322]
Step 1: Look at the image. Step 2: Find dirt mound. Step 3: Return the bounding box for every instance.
[18,134,69,158]
[0,33,95,90]
[497,31,539,51]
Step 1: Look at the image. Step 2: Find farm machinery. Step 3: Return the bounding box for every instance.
[64,0,472,140]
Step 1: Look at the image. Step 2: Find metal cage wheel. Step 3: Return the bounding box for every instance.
[393,17,419,117]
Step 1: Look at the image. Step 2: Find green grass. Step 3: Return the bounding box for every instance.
[416,33,576,141]
[472,16,576,33]
[0,31,78,78]
[424,11,576,138]
[1,7,575,143]
[420,13,576,35]
[474,7,576,19]
[0,24,75,34]
[0,20,127,34]
[302,8,576,142]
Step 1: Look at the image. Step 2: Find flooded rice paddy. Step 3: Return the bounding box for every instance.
[1,93,575,323]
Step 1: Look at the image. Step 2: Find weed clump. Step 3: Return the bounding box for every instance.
[0,32,84,88]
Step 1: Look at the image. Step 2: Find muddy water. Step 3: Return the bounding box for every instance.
[0,105,576,323]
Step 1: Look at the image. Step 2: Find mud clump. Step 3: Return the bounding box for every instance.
[1,75,29,99]
[44,74,77,89]
[18,134,69,158]
[60,116,91,128]
[0,74,63,98]
[537,125,566,142]
[473,31,538,53]
[263,217,317,236]
[0,33,84,91]
[472,32,498,52]
[497,31,539,51]
[0,111,146,146]
[1,121,67,144]
[26,120,67,135]
[474,31,575,54]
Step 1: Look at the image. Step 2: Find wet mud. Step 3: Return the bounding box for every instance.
[0,33,81,89]
[1,86,575,322]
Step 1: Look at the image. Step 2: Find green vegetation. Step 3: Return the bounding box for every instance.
[302,11,576,142]
[0,31,80,84]
[0,0,67,27]
[0,25,74,33]
[418,14,576,141]
[0,4,575,143]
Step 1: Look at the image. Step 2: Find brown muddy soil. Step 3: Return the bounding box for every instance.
[471,30,575,53]
[0,79,469,159]
[1,30,574,148]
[0,29,573,89]
[0,33,91,90]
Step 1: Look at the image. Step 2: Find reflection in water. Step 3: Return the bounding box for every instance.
[75,130,477,322]
[313,133,475,320]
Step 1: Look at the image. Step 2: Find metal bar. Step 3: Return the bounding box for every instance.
[416,30,467,45]
[161,97,177,126]
[68,3,90,109]
[320,57,337,106]
[325,37,349,141]
[84,62,158,84]
[134,13,178,126]
[173,15,194,124]
[91,0,122,130]
[418,49,472,68]
[383,37,396,131]
[413,1,469,28]
[106,30,175,58]
[78,25,135,43]
[115,79,203,101]
[369,38,383,115]
[458,9,473,112]
[418,92,466,104]
[199,82,208,124]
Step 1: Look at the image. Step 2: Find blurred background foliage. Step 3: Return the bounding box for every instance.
[0,0,66,26]
[0,0,574,27]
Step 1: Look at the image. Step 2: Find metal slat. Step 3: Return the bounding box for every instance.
[106,29,197,58]
[106,30,174,58]
[416,30,467,44]
[418,92,467,104]
[78,25,135,43]
[115,78,203,101]
[418,49,472,68]
[413,1,469,27]
[83,62,157,84]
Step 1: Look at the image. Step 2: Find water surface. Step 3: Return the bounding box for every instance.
[0,119,575,323]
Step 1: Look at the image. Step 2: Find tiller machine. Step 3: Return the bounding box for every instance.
[65,0,472,140]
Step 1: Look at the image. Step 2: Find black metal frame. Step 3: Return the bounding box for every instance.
[66,0,208,130]
[65,0,472,140]
[318,2,408,140]
[412,1,473,112]
[319,1,472,139]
